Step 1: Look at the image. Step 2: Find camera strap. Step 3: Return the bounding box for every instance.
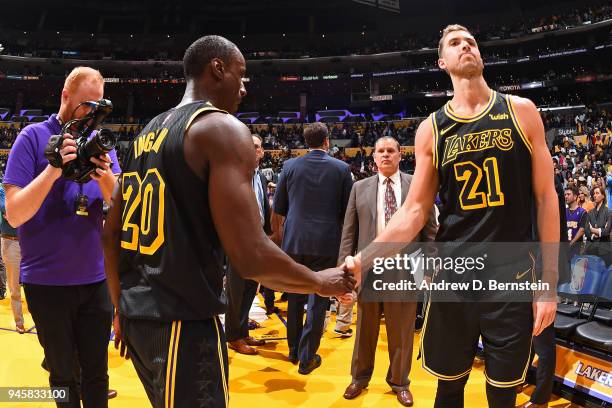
[75,185,89,217]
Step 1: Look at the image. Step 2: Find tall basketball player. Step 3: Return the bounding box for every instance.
[345,25,559,408]
[102,35,354,408]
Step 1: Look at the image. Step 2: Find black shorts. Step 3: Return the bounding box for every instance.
[420,300,533,388]
[121,315,229,408]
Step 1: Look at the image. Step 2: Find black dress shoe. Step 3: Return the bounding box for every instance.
[298,354,322,375]
[288,355,298,364]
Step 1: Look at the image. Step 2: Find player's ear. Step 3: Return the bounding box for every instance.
[211,58,225,80]
[437,58,447,71]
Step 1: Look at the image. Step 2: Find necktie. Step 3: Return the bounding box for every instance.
[384,177,397,226]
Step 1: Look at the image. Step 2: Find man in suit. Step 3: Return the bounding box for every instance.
[273,122,353,374]
[339,136,438,406]
[261,182,283,315]
[226,134,272,355]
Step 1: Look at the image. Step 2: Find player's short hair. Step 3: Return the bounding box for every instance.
[438,24,472,57]
[374,136,400,152]
[304,122,329,148]
[252,134,262,143]
[63,66,103,93]
[183,35,239,80]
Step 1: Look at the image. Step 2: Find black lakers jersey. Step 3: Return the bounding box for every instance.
[433,91,534,243]
[118,101,228,321]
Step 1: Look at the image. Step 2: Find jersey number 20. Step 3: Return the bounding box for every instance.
[120,169,166,255]
[453,157,504,210]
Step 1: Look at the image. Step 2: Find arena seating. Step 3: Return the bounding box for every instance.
[554,255,607,338]
[573,269,612,353]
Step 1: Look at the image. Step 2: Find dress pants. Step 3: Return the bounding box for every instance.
[260,286,276,311]
[224,264,259,342]
[286,254,336,365]
[351,301,416,391]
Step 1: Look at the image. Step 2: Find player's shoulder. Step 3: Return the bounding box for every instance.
[190,110,247,133]
[507,94,538,114]
[188,111,251,147]
[416,114,435,135]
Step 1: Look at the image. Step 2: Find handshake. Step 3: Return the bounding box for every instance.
[317,255,362,301]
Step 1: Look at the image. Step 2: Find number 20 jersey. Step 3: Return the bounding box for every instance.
[432,91,534,243]
[118,101,228,321]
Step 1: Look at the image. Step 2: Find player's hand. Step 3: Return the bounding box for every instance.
[344,255,362,287]
[532,300,556,336]
[113,312,130,360]
[337,291,356,305]
[90,154,112,181]
[316,266,356,297]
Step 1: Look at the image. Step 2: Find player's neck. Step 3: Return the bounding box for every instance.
[179,82,216,109]
[449,76,491,114]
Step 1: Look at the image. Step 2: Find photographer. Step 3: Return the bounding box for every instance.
[3,67,120,408]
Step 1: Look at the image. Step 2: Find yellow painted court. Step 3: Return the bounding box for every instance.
[0,291,580,407]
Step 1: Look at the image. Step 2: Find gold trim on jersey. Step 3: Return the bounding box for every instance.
[483,331,533,388]
[185,104,229,132]
[165,321,182,408]
[431,114,439,169]
[506,95,533,155]
[214,318,229,407]
[444,90,496,123]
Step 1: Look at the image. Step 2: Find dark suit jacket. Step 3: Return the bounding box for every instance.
[257,170,272,235]
[337,172,438,264]
[273,150,353,257]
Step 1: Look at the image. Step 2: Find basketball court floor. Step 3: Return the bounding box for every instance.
[0,291,580,407]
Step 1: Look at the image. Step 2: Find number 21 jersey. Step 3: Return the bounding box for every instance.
[432,91,534,243]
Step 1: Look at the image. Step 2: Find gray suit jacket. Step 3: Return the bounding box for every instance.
[337,172,438,264]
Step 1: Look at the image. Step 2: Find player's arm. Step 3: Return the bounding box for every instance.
[346,116,439,283]
[102,179,123,311]
[191,114,354,296]
[101,177,130,358]
[512,96,559,335]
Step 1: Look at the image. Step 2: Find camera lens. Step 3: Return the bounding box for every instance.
[96,128,117,151]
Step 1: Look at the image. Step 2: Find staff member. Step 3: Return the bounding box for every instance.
[5,66,120,407]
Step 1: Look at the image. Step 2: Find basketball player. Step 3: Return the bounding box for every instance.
[102,36,354,408]
[345,25,559,407]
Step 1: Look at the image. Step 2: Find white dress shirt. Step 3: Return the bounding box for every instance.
[376,170,402,236]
